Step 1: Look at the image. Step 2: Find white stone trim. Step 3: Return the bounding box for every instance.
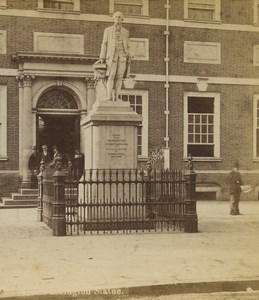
[109,0,149,17]
[0,30,6,54]
[0,69,17,76]
[34,32,84,55]
[120,89,149,157]
[254,0,259,25]
[37,0,80,12]
[183,91,220,159]
[253,45,259,66]
[129,38,149,61]
[196,186,222,199]
[253,94,259,159]
[33,80,85,110]
[0,85,7,158]
[4,69,259,87]
[0,0,6,8]
[184,0,221,22]
[184,41,221,64]
[3,8,259,33]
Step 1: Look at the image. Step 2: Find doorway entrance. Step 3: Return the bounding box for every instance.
[37,114,80,161]
[36,87,80,161]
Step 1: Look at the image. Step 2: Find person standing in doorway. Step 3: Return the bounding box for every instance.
[28,146,40,188]
[228,161,244,215]
[39,144,52,167]
[95,11,132,101]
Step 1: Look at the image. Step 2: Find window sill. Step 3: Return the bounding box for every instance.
[184,18,222,24]
[252,158,259,162]
[0,5,7,9]
[138,155,149,162]
[183,157,222,162]
[0,157,8,161]
[109,13,150,19]
[37,8,81,15]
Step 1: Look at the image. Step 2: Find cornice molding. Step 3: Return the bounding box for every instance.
[12,52,98,63]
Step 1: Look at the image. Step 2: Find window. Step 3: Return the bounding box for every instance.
[255,0,259,24]
[253,96,259,159]
[109,0,149,17]
[184,92,220,159]
[38,0,80,12]
[120,91,148,157]
[185,0,221,21]
[0,85,7,159]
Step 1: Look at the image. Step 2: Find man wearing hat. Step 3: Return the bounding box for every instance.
[28,146,40,188]
[228,161,244,215]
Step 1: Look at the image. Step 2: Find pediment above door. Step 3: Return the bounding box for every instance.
[12,52,98,78]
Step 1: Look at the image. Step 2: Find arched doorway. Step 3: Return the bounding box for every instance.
[36,88,80,160]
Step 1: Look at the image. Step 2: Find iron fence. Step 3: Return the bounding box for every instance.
[38,164,197,236]
[65,169,187,235]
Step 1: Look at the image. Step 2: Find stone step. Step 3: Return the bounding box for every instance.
[18,189,38,195]
[0,202,37,209]
[11,194,38,200]
[1,198,37,206]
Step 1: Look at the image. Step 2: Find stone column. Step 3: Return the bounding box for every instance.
[21,75,35,188]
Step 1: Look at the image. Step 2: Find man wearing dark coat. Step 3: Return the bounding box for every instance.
[227,161,243,215]
[72,150,84,180]
[28,146,40,188]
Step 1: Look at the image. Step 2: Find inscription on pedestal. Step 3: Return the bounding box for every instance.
[105,134,128,159]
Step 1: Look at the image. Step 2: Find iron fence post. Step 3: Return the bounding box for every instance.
[184,155,198,233]
[37,170,43,222]
[52,157,66,236]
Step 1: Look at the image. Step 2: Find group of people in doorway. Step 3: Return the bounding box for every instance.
[28,145,85,188]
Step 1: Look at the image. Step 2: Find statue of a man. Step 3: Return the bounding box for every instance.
[95,11,132,101]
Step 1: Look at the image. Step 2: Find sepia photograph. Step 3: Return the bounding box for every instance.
[0,0,259,299]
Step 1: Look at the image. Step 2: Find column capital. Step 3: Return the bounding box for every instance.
[16,74,35,87]
[16,74,24,87]
[23,75,35,87]
[85,76,96,88]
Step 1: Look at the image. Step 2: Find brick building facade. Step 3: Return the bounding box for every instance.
[0,0,259,201]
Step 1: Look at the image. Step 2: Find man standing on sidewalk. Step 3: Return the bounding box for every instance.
[228,161,243,215]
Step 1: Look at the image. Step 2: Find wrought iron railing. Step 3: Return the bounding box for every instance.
[64,169,187,235]
[38,159,198,236]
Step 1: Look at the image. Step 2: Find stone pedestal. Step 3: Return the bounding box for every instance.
[82,100,142,170]
[79,100,143,226]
